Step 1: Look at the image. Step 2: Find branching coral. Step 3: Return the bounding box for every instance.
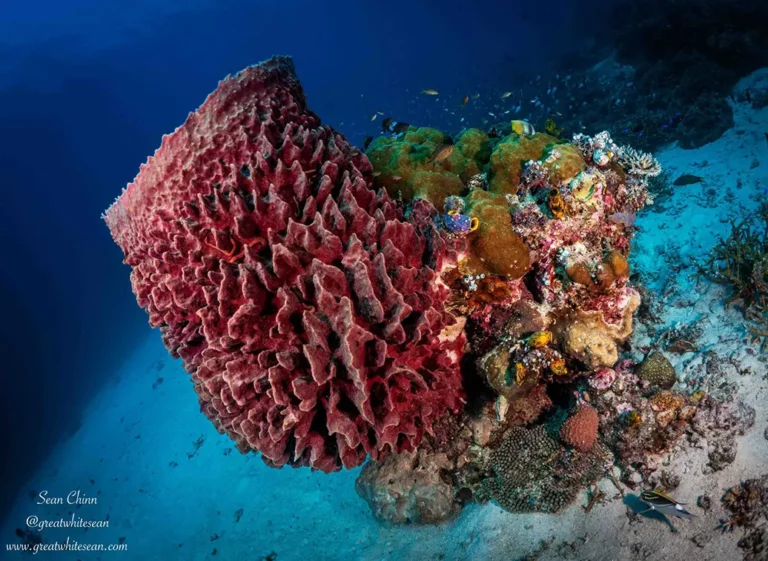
[615,145,662,178]
[696,203,768,348]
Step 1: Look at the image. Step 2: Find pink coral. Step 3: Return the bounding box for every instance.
[560,405,599,452]
[103,56,464,472]
[589,368,617,391]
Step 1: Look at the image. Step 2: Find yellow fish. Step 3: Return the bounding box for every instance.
[511,120,535,135]
[422,89,439,95]
[550,359,567,376]
[527,330,552,348]
[428,144,454,165]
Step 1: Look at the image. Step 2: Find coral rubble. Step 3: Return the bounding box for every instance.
[722,474,768,560]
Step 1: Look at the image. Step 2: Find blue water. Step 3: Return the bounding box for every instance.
[0,0,603,516]
[2,0,767,559]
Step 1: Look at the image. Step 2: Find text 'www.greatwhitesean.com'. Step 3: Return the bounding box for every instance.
[6,536,128,555]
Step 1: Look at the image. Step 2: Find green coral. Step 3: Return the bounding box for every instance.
[365,127,491,209]
[540,143,586,186]
[635,352,676,389]
[487,132,560,195]
[444,128,492,182]
[463,190,531,278]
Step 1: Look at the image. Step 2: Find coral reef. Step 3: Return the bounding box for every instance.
[107,55,742,528]
[593,360,698,475]
[103,57,465,472]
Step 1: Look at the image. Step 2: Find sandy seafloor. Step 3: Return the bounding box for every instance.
[3,70,768,561]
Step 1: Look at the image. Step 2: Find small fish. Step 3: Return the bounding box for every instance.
[527,330,552,348]
[370,114,377,121]
[377,111,384,115]
[428,144,454,165]
[501,91,512,99]
[511,120,535,135]
[392,175,402,181]
[422,89,439,95]
[363,136,374,150]
[393,122,410,134]
[550,359,567,376]
[462,95,469,106]
[673,174,704,186]
[381,117,393,131]
[639,489,695,521]
[372,171,382,177]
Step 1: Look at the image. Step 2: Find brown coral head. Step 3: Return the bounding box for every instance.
[566,261,596,289]
[560,405,599,452]
[649,391,684,412]
[595,263,617,290]
[604,250,630,279]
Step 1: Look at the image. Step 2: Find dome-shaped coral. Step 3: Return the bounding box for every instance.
[561,405,599,452]
[103,57,465,472]
[636,352,676,389]
[463,190,531,278]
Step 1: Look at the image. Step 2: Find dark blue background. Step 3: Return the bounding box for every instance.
[0,0,607,520]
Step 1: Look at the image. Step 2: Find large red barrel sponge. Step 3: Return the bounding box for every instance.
[103,56,465,472]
